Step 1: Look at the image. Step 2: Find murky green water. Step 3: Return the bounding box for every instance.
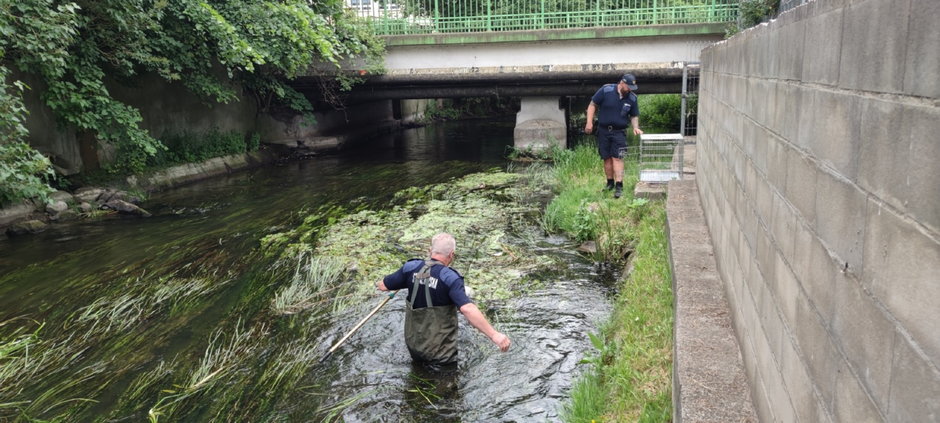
[0,120,615,422]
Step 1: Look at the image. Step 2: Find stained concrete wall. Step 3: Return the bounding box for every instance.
[697,0,939,421]
[383,33,719,70]
[19,71,394,174]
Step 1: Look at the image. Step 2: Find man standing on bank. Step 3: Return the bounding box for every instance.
[584,73,644,199]
[376,233,511,365]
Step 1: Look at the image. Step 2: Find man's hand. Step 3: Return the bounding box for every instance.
[633,127,644,136]
[376,279,388,291]
[491,332,511,352]
[585,102,597,134]
[460,303,511,353]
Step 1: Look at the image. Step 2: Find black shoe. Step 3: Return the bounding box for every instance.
[605,181,615,191]
[614,186,623,198]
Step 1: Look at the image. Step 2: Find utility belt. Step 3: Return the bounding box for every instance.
[600,125,627,131]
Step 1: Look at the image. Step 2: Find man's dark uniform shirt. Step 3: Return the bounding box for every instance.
[592,84,639,159]
[383,259,471,364]
[592,84,639,130]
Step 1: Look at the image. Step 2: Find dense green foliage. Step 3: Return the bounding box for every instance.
[0,9,60,204]
[399,0,718,17]
[0,141,55,204]
[0,64,55,204]
[638,94,682,133]
[726,0,777,36]
[0,0,383,203]
[150,130,260,168]
[419,97,519,123]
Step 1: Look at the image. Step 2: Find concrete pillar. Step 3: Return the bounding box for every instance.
[400,99,429,125]
[513,96,566,150]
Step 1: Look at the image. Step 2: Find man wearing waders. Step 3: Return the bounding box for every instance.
[376,233,511,365]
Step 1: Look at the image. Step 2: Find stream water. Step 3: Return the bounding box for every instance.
[0,120,615,422]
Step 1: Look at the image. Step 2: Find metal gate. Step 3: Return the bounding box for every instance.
[680,62,700,137]
[638,62,698,183]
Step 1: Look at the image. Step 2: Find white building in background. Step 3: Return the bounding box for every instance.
[346,0,402,18]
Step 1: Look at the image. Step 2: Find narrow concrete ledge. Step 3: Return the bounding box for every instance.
[128,150,277,192]
[666,179,757,422]
[634,181,667,199]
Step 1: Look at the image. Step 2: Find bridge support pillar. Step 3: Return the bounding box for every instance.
[514,97,566,150]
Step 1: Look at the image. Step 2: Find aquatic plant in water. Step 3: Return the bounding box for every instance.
[271,255,350,315]
[1,166,559,422]
[146,321,264,422]
[293,170,557,308]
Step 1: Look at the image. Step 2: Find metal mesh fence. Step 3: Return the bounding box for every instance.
[638,134,683,183]
[680,62,700,137]
[347,0,740,35]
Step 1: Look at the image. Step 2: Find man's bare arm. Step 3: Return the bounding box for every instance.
[459,303,510,352]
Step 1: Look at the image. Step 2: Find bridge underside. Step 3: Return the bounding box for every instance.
[295,24,724,102]
[292,24,720,148]
[292,63,687,101]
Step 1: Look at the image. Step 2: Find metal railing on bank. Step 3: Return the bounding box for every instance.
[346,0,740,35]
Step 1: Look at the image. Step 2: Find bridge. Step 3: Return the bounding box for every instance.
[293,0,739,147]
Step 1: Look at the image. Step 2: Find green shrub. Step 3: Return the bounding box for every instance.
[0,142,55,205]
[726,0,778,36]
[0,61,55,204]
[148,130,259,169]
[639,94,682,133]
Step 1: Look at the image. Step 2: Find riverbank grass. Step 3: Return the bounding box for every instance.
[549,142,674,422]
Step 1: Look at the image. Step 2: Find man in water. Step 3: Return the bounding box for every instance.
[584,73,644,198]
[376,232,511,365]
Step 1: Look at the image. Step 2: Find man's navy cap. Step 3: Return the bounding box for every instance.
[621,73,638,90]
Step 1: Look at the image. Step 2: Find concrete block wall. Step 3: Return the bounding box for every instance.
[697,0,940,421]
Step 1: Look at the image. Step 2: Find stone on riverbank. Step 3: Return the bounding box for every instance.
[577,240,597,254]
[6,220,48,236]
[74,187,107,203]
[102,199,152,217]
[46,200,69,214]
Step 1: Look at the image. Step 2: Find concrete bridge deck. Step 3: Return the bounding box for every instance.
[297,23,724,99]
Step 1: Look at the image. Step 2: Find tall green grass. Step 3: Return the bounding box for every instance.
[543,143,674,422]
[542,142,645,262]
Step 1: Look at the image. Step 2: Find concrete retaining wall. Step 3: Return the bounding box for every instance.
[697,0,939,421]
[19,71,394,174]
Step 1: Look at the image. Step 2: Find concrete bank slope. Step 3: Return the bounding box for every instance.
[667,179,757,422]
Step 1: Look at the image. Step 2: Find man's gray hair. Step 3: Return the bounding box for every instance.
[430,233,456,256]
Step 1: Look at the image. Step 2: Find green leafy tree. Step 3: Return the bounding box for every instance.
[639,94,681,132]
[726,0,777,36]
[0,0,384,201]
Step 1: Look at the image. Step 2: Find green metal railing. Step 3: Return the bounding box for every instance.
[346,0,739,35]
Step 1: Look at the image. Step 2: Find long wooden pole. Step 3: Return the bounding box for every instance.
[319,290,398,363]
